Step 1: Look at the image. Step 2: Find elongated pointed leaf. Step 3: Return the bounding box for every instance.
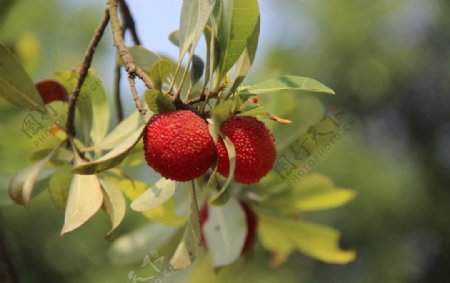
[61,173,103,235]
[100,178,126,235]
[262,174,356,213]
[239,75,335,96]
[131,178,176,212]
[85,70,110,145]
[73,125,145,174]
[203,197,247,267]
[150,59,172,90]
[179,0,216,57]
[87,110,143,151]
[170,184,201,269]
[258,214,355,264]
[217,0,260,78]
[48,165,73,211]
[9,143,61,206]
[108,223,179,266]
[0,44,45,111]
[230,15,260,92]
[116,178,185,226]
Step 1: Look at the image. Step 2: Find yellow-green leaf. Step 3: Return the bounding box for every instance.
[263,174,356,213]
[48,165,72,211]
[61,173,103,235]
[131,178,176,212]
[115,178,185,226]
[9,143,61,206]
[258,214,356,265]
[100,178,126,235]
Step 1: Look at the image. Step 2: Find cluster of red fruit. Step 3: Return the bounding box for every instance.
[143,110,276,184]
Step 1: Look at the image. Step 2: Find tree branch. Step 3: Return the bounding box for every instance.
[113,0,142,122]
[66,10,110,138]
[108,0,154,116]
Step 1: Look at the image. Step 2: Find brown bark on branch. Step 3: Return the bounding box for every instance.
[66,10,110,138]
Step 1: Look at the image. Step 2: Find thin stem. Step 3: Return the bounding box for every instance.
[113,0,142,122]
[108,0,154,116]
[113,64,124,121]
[169,60,183,101]
[175,58,192,101]
[66,10,110,138]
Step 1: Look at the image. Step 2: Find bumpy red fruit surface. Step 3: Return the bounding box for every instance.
[216,116,276,184]
[143,110,216,181]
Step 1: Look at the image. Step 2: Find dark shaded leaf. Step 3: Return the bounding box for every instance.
[144,89,176,114]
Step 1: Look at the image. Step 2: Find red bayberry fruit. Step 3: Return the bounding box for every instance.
[36,80,68,104]
[199,201,258,255]
[216,116,276,184]
[143,110,216,181]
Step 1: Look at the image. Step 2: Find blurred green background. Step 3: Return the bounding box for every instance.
[1,0,449,282]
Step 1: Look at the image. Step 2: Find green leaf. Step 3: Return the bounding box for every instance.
[263,174,356,213]
[209,136,235,206]
[169,30,181,47]
[116,178,185,226]
[144,89,176,114]
[170,183,201,269]
[30,146,73,167]
[73,125,145,174]
[99,178,126,235]
[85,70,110,145]
[203,197,247,267]
[237,105,265,117]
[126,45,160,74]
[86,110,143,151]
[48,165,72,211]
[53,69,110,145]
[207,97,240,143]
[239,75,335,96]
[258,214,356,264]
[190,54,205,86]
[0,176,14,206]
[179,0,216,57]
[230,15,260,92]
[108,223,179,266]
[150,59,173,90]
[9,143,61,206]
[61,171,103,235]
[120,146,145,167]
[203,25,220,86]
[0,44,45,112]
[217,0,260,79]
[131,178,176,212]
